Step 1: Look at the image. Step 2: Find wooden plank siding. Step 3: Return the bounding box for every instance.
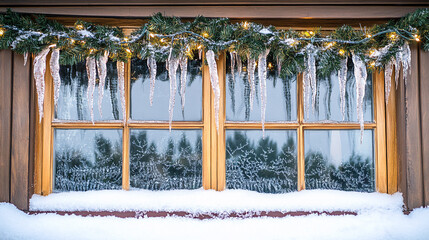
[0,50,12,203]
[419,46,429,207]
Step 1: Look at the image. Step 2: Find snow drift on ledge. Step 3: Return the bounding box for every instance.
[30,189,404,213]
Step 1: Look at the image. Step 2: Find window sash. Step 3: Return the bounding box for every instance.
[35,51,390,195]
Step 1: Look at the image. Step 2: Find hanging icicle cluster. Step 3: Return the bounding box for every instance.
[2,9,428,142]
[258,49,270,137]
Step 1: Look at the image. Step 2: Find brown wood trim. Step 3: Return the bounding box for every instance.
[297,73,305,191]
[122,61,130,190]
[0,50,12,203]
[202,52,212,190]
[386,65,398,194]
[1,6,425,19]
[27,210,358,219]
[217,52,226,191]
[10,52,31,210]
[374,71,387,193]
[419,45,429,206]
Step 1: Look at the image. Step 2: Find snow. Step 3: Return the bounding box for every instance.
[2,200,429,240]
[30,189,403,213]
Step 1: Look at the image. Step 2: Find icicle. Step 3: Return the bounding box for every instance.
[167,53,180,131]
[276,55,282,77]
[395,51,401,90]
[303,71,311,119]
[86,57,97,123]
[384,60,394,104]
[96,51,109,118]
[401,43,411,86]
[338,57,348,120]
[33,46,51,122]
[258,49,270,137]
[50,48,61,108]
[23,52,28,66]
[147,55,157,106]
[247,52,256,110]
[230,51,236,83]
[352,53,367,143]
[206,50,220,131]
[117,61,126,123]
[179,54,188,111]
[237,53,242,78]
[306,45,317,112]
[198,48,202,60]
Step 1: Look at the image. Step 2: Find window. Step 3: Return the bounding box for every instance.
[35,49,389,195]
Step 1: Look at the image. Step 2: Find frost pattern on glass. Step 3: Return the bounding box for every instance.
[206,50,220,131]
[86,57,97,122]
[33,46,51,122]
[338,58,348,120]
[50,48,61,108]
[117,61,126,123]
[55,61,122,121]
[305,130,375,192]
[130,130,202,190]
[53,129,122,192]
[258,49,270,136]
[352,53,367,142]
[130,58,202,121]
[96,51,109,118]
[179,54,188,112]
[246,53,256,110]
[226,130,297,193]
[226,53,297,122]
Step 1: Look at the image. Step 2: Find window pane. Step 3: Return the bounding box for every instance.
[53,129,123,192]
[130,129,202,190]
[226,54,297,121]
[226,130,297,193]
[305,64,373,122]
[130,58,202,121]
[55,61,123,121]
[304,130,375,192]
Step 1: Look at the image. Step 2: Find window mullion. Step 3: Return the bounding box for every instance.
[122,60,130,190]
[297,73,305,191]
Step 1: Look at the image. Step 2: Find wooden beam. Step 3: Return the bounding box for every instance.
[386,64,398,194]
[202,52,211,190]
[374,71,387,193]
[41,55,53,196]
[419,45,429,206]
[217,52,226,191]
[10,52,31,210]
[405,44,424,209]
[297,74,305,191]
[0,50,12,203]
[1,6,425,19]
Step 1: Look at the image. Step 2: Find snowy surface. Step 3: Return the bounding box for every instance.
[30,189,403,213]
[2,202,429,240]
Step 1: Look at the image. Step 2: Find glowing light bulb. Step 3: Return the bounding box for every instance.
[370,61,376,67]
[414,34,420,42]
[243,21,249,29]
[70,39,75,44]
[75,24,84,30]
[124,37,129,42]
[0,28,4,36]
[197,44,203,50]
[149,33,155,38]
[366,34,372,38]
[160,38,166,43]
[389,32,398,41]
[338,49,346,56]
[202,32,209,38]
[126,48,132,54]
[268,62,273,69]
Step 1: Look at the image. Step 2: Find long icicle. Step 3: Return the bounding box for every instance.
[86,57,97,123]
[306,45,317,112]
[230,51,235,83]
[395,50,401,90]
[117,61,126,123]
[247,52,256,110]
[401,42,412,86]
[24,52,28,66]
[384,59,394,104]
[276,55,282,77]
[237,53,242,78]
[96,51,109,118]
[33,46,51,122]
[258,49,270,138]
[338,57,348,120]
[206,50,220,131]
[147,54,157,106]
[50,48,61,109]
[352,53,367,143]
[168,53,180,131]
[303,71,311,119]
[179,54,188,112]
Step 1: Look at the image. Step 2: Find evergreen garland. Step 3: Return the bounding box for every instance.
[0,9,428,76]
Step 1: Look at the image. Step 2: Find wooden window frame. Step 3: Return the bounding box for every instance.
[33,50,396,196]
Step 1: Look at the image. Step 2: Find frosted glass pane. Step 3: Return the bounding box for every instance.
[130,130,202,190]
[305,64,374,122]
[130,58,202,121]
[304,130,375,192]
[226,130,297,193]
[55,61,123,121]
[53,129,122,192]
[226,53,297,122]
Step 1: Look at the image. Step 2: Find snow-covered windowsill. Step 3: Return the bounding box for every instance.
[29,189,404,214]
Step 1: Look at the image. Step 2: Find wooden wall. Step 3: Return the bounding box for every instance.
[396,44,429,210]
[0,50,35,210]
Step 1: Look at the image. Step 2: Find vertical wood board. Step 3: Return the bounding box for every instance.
[419,46,429,206]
